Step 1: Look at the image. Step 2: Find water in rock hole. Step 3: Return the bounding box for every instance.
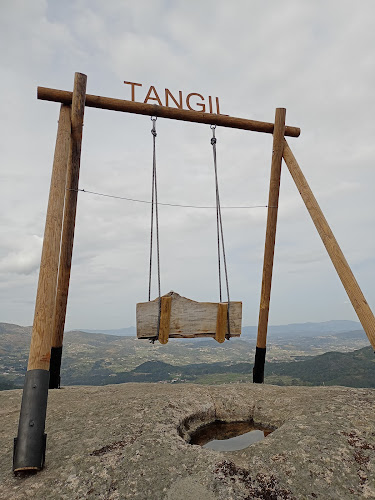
[189,420,273,452]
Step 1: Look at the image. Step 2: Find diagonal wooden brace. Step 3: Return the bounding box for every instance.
[283,140,375,350]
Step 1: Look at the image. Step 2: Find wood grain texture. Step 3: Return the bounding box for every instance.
[51,73,87,349]
[37,86,300,137]
[159,296,172,344]
[283,139,375,350]
[137,292,242,339]
[215,303,228,343]
[27,105,71,371]
[256,109,286,349]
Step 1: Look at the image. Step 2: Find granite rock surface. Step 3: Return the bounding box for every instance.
[1,383,374,499]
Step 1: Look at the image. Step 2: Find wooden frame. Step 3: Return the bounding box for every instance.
[13,71,375,474]
[37,86,300,137]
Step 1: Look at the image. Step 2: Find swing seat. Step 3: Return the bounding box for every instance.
[136,291,242,344]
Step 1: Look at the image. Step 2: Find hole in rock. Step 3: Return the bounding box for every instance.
[189,420,274,452]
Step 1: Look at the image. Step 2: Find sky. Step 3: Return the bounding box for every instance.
[1,0,375,330]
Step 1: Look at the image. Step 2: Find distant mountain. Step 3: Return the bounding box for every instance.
[0,322,32,337]
[79,326,136,336]
[242,320,362,338]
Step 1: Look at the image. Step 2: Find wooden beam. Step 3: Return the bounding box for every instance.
[27,104,72,371]
[283,139,375,350]
[253,108,286,383]
[37,86,300,137]
[256,109,286,350]
[49,73,87,387]
[158,296,172,344]
[215,303,228,343]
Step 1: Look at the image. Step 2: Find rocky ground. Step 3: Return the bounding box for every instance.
[1,383,374,499]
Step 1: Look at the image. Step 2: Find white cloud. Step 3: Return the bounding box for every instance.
[0,235,42,275]
[1,0,375,329]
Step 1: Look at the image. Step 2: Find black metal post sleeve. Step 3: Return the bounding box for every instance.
[253,346,266,384]
[49,346,63,389]
[13,369,49,473]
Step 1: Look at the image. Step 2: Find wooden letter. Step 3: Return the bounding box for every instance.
[165,88,183,109]
[215,97,228,116]
[144,85,162,105]
[124,81,142,101]
[283,140,375,350]
[159,296,172,344]
[186,93,206,112]
[216,97,221,114]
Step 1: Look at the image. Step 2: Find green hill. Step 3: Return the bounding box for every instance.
[0,375,17,390]
[57,346,374,388]
[265,345,375,387]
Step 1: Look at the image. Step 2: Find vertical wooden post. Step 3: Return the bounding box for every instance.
[49,72,87,389]
[13,103,72,472]
[283,140,375,350]
[253,108,286,383]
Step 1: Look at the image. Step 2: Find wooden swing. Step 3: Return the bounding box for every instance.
[137,292,242,344]
[136,120,242,344]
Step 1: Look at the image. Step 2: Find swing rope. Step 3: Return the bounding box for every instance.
[148,117,161,342]
[211,125,231,339]
[147,120,231,342]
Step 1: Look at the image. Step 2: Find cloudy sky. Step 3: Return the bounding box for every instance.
[1,0,374,330]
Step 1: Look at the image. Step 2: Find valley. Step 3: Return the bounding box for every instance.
[0,321,372,390]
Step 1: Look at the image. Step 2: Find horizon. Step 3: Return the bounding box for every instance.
[1,318,362,334]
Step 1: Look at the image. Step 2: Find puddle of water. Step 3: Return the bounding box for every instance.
[189,420,273,452]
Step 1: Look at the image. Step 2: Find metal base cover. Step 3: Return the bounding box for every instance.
[253,346,266,384]
[13,369,49,472]
[49,346,63,389]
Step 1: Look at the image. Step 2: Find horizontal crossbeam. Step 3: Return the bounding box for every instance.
[37,87,301,137]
